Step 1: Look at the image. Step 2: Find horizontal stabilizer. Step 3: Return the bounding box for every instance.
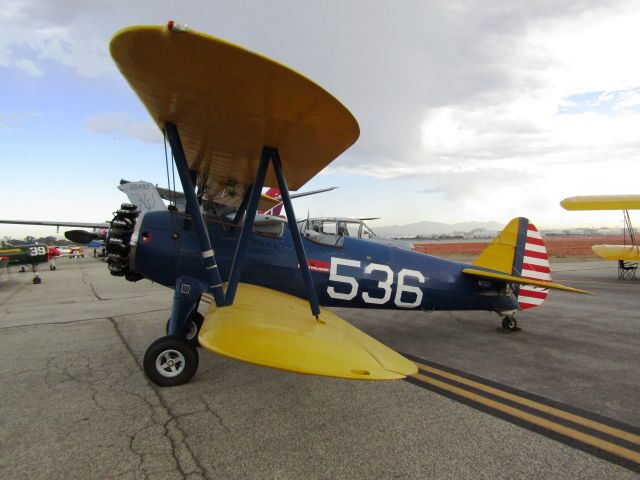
[462,268,593,295]
[198,283,417,380]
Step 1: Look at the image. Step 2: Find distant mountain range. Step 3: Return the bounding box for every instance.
[373,220,503,238]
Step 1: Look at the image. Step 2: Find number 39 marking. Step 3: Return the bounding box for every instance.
[327,257,425,308]
[29,246,47,256]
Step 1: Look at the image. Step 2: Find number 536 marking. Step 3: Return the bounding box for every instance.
[327,257,425,308]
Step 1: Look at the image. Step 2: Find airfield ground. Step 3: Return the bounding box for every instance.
[0,254,639,479]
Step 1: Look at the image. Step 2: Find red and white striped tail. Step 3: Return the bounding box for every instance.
[518,223,550,310]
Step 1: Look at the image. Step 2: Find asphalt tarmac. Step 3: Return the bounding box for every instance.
[0,258,638,479]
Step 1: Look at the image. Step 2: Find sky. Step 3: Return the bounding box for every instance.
[2,0,640,239]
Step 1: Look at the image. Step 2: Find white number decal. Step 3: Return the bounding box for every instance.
[327,258,360,300]
[29,246,46,256]
[394,269,425,308]
[362,263,393,304]
[328,257,426,308]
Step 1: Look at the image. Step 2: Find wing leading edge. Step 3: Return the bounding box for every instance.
[198,283,417,380]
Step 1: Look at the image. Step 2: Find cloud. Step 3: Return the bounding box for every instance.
[417,188,442,195]
[5,0,640,227]
[85,113,161,144]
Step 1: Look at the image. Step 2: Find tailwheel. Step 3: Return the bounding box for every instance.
[502,316,518,331]
[49,264,56,271]
[165,312,204,346]
[143,336,199,387]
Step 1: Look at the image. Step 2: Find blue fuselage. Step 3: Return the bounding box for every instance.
[131,211,518,313]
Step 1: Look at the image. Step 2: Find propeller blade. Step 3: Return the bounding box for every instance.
[65,230,100,244]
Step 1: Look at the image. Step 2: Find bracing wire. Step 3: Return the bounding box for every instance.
[624,210,637,247]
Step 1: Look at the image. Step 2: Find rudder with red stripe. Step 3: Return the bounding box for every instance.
[513,221,550,310]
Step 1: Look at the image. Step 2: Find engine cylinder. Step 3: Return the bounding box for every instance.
[106,203,143,281]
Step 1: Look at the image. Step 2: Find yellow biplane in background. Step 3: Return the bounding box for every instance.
[561,195,640,279]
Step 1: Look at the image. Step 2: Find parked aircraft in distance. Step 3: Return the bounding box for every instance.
[561,195,640,279]
[0,241,56,283]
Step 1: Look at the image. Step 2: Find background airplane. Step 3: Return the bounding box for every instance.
[561,195,640,279]
[0,241,57,283]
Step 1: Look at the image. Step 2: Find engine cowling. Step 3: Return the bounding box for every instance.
[106,203,143,282]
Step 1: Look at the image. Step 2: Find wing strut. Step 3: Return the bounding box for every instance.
[271,149,321,317]
[165,122,226,307]
[224,147,321,317]
[224,148,271,305]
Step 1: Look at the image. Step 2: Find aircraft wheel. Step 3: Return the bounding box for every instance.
[165,312,204,346]
[33,276,42,285]
[143,336,199,387]
[50,265,56,271]
[20,266,26,273]
[502,316,517,331]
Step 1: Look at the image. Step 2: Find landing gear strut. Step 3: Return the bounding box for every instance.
[502,316,518,331]
[165,311,204,346]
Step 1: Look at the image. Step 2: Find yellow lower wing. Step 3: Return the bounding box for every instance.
[198,283,417,380]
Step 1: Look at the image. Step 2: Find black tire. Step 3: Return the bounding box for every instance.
[20,266,26,273]
[33,276,42,285]
[143,336,199,387]
[165,312,204,346]
[502,316,517,331]
[50,264,56,271]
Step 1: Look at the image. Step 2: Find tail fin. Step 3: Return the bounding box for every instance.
[472,218,550,310]
[117,181,166,213]
[261,188,284,216]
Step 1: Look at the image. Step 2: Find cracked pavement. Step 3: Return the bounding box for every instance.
[0,259,637,479]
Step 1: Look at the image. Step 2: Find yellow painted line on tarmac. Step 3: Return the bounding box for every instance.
[412,371,640,465]
[414,361,640,446]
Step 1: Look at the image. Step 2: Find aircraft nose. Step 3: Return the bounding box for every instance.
[106,203,143,282]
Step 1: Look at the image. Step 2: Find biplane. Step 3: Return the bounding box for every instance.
[100,23,590,387]
[561,195,640,279]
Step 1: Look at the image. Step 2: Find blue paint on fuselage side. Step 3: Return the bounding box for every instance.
[132,211,519,313]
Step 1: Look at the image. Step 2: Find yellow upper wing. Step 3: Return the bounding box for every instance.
[561,195,640,211]
[110,25,359,207]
